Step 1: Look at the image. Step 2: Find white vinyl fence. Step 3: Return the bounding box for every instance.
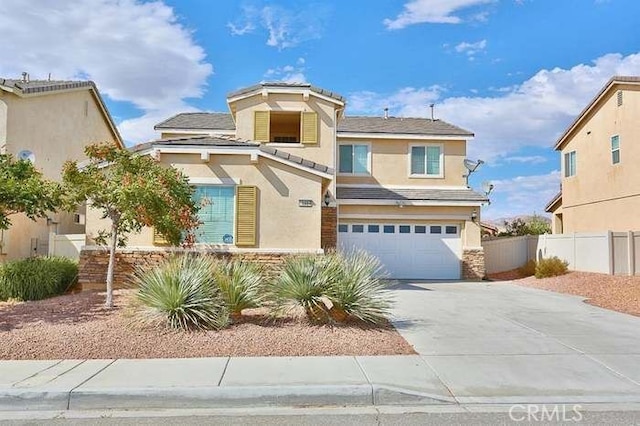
[482,231,639,276]
[48,233,85,259]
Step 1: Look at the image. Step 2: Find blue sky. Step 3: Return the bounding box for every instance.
[1,0,639,219]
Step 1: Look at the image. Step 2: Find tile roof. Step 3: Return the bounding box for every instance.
[545,191,562,212]
[0,79,95,95]
[130,135,333,176]
[338,116,473,137]
[227,82,346,103]
[152,112,473,137]
[131,135,258,152]
[154,112,236,130]
[336,186,488,203]
[554,75,640,150]
[259,146,334,175]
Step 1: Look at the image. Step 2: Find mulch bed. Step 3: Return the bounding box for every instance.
[489,270,640,317]
[0,290,415,360]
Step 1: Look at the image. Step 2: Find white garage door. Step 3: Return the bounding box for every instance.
[338,223,461,280]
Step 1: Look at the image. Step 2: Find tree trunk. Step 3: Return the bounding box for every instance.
[105,220,119,308]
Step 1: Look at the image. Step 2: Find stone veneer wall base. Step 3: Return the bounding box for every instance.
[78,247,310,291]
[462,248,486,280]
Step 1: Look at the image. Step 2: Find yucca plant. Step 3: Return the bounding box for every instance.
[133,255,229,330]
[213,259,265,316]
[325,250,393,324]
[270,255,337,322]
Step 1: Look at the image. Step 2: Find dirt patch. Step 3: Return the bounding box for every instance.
[490,270,640,317]
[0,290,415,360]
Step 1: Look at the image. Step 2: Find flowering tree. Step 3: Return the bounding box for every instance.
[63,142,199,307]
[0,153,62,231]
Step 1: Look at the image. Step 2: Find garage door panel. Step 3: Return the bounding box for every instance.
[338,223,462,280]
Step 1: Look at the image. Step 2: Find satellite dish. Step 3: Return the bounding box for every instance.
[18,150,35,163]
[464,159,484,172]
[482,180,494,194]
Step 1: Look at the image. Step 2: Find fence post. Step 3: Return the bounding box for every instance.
[629,231,635,276]
[607,230,614,275]
[48,232,55,257]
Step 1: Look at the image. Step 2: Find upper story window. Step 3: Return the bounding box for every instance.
[339,144,370,174]
[611,135,620,164]
[410,144,443,177]
[254,110,318,144]
[564,150,576,177]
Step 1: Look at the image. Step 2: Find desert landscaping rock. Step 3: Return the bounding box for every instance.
[0,290,415,360]
[490,271,640,317]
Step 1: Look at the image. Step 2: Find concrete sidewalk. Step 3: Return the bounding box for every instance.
[2,281,640,412]
[0,355,453,411]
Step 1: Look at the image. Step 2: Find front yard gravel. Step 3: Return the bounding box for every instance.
[0,290,415,360]
[492,271,640,317]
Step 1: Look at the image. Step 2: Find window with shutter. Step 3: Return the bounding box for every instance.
[235,185,257,246]
[254,111,270,142]
[193,186,235,244]
[301,111,318,144]
[153,228,169,246]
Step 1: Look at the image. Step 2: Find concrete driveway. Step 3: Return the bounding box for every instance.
[391,281,640,403]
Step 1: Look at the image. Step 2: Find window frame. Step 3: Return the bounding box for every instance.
[564,150,576,178]
[611,135,620,165]
[408,143,444,178]
[338,142,372,175]
[192,185,236,245]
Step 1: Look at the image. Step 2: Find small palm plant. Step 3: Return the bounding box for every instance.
[325,250,393,324]
[133,255,229,330]
[214,259,265,317]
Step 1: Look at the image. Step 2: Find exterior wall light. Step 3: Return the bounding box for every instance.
[324,192,331,206]
[471,210,478,222]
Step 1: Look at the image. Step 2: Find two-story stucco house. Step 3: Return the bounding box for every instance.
[546,76,640,234]
[86,82,487,280]
[0,76,123,260]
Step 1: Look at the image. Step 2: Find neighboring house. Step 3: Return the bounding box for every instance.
[0,75,123,260]
[480,222,499,238]
[546,76,640,234]
[86,82,488,280]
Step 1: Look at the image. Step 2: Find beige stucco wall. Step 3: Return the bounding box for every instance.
[559,84,640,233]
[232,93,338,169]
[337,204,481,248]
[85,152,325,250]
[336,138,467,187]
[0,89,118,261]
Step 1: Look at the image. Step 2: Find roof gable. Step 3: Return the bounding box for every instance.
[554,76,640,151]
[227,82,345,105]
[0,77,124,148]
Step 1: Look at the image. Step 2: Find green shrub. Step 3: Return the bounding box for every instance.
[0,256,78,301]
[213,259,264,316]
[518,260,537,277]
[325,250,393,324]
[269,252,393,324]
[535,256,569,279]
[133,255,229,330]
[269,255,335,322]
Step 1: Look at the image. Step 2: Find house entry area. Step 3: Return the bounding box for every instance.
[338,223,462,279]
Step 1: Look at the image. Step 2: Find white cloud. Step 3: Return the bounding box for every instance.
[502,155,548,164]
[264,62,307,84]
[482,171,561,219]
[384,0,495,29]
[347,52,640,161]
[0,0,212,144]
[455,39,487,60]
[229,4,329,50]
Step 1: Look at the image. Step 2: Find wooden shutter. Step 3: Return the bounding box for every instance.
[301,111,318,144]
[235,185,257,246]
[254,111,270,142]
[153,228,169,246]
